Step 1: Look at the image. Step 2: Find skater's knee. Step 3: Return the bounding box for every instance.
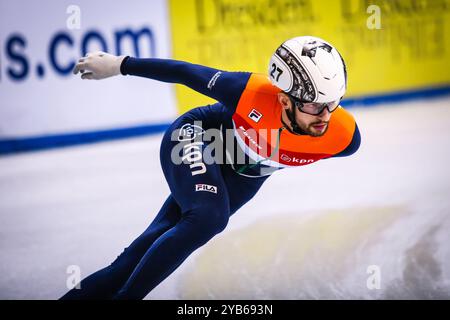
[207,209,229,234]
[186,203,229,237]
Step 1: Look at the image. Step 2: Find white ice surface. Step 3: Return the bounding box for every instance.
[1,98,450,299]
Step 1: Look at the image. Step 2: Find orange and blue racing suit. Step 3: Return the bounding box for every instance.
[61,57,360,300]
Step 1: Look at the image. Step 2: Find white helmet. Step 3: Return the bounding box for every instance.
[268,36,347,103]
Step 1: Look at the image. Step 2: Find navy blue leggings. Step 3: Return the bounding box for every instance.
[60,110,269,300]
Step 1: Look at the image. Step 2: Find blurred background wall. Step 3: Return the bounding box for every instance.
[1,0,449,153]
[169,0,450,111]
[0,0,176,153]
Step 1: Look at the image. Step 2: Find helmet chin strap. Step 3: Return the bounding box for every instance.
[283,98,307,135]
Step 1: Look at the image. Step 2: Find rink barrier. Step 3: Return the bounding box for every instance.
[0,85,449,155]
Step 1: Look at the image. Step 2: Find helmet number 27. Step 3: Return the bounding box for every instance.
[270,63,283,81]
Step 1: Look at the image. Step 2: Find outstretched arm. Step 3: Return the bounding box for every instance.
[73,51,250,109]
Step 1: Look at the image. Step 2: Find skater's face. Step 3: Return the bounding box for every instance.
[278,93,332,137]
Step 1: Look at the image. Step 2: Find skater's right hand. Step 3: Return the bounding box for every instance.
[73,51,126,80]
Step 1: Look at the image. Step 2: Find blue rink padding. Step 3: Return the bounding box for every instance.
[0,123,171,155]
[341,85,450,107]
[1,85,449,155]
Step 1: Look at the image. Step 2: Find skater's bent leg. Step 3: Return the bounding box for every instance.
[60,195,182,300]
[111,117,230,299]
[113,200,230,300]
